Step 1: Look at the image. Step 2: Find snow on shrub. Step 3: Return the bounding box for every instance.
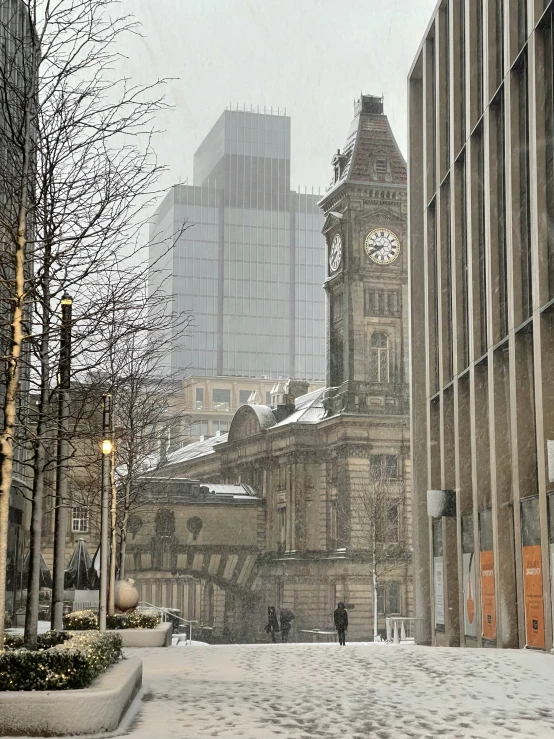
[63,609,160,630]
[0,631,122,691]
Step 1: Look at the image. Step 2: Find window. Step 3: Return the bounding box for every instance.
[266,391,272,406]
[377,583,401,615]
[72,507,89,533]
[517,54,532,320]
[387,504,399,542]
[388,582,401,614]
[329,499,337,549]
[545,12,554,298]
[331,292,343,323]
[212,389,231,411]
[370,454,399,480]
[189,420,208,437]
[278,506,287,552]
[475,129,487,354]
[239,390,251,406]
[375,157,388,175]
[195,388,203,410]
[370,332,389,383]
[212,420,229,434]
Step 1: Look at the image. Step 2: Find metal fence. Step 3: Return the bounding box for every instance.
[385,617,426,644]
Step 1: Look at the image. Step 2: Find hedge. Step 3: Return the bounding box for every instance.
[0,630,122,691]
[63,609,160,631]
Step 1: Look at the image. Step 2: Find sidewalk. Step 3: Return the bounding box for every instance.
[123,642,554,738]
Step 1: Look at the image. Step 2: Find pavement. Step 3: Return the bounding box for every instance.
[123,642,554,739]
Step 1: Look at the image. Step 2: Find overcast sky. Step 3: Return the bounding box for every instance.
[124,0,437,195]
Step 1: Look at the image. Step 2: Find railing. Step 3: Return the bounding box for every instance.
[72,600,98,612]
[385,617,426,644]
[136,601,214,644]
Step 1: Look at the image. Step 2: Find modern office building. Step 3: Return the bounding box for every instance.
[149,107,325,381]
[409,0,554,650]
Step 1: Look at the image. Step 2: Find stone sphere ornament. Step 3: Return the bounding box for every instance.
[114,578,139,613]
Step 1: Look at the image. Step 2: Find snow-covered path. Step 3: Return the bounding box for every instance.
[125,643,554,738]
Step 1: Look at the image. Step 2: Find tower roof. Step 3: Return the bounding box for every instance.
[322,94,407,199]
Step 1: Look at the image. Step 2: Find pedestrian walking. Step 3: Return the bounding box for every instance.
[265,606,279,643]
[334,602,348,646]
[280,608,295,642]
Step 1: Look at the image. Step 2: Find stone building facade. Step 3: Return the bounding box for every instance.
[120,95,413,642]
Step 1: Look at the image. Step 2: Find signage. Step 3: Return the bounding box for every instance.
[480,550,496,640]
[462,552,477,637]
[434,556,445,628]
[523,544,545,649]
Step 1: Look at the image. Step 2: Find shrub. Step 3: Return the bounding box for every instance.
[3,630,69,650]
[0,631,122,691]
[64,609,160,631]
[107,611,160,630]
[63,609,98,630]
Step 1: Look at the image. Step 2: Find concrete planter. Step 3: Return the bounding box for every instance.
[115,621,172,647]
[0,656,142,737]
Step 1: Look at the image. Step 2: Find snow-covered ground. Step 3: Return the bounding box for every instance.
[125,642,554,738]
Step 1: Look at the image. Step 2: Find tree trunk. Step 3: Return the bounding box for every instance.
[108,448,117,615]
[372,529,378,639]
[24,316,51,649]
[0,239,25,645]
[118,476,132,580]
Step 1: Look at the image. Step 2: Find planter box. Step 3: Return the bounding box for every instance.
[0,656,142,737]
[115,621,172,647]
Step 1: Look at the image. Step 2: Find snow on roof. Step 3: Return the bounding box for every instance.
[272,387,326,428]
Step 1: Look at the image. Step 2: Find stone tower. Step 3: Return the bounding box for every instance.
[319,95,409,419]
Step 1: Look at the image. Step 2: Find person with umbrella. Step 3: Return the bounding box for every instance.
[279,608,295,642]
[265,606,279,643]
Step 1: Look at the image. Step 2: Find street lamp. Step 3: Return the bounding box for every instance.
[51,294,73,631]
[99,394,112,632]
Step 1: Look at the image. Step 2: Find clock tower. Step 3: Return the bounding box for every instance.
[319,94,408,418]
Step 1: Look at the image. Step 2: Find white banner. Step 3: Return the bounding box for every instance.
[434,556,444,627]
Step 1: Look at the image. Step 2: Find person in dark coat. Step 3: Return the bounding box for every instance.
[334,602,348,646]
[279,608,295,642]
[265,606,279,643]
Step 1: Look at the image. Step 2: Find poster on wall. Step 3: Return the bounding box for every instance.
[480,550,496,640]
[434,556,445,628]
[462,552,477,637]
[523,544,545,649]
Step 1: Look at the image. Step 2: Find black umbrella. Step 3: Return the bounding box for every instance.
[22,552,52,589]
[89,543,118,590]
[65,538,95,590]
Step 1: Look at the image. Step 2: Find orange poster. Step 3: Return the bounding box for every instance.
[523,545,545,649]
[480,550,496,640]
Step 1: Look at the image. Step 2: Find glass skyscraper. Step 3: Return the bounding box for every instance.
[149,107,325,380]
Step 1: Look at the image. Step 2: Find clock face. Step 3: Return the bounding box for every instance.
[329,233,342,273]
[365,228,401,265]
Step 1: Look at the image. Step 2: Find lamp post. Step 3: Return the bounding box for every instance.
[99,394,112,632]
[51,294,73,631]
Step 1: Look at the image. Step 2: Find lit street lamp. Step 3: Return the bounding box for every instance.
[99,394,112,632]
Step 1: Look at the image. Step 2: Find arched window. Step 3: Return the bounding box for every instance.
[370,332,389,382]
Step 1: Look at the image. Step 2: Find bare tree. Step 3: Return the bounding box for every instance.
[0,0,184,645]
[345,457,410,640]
